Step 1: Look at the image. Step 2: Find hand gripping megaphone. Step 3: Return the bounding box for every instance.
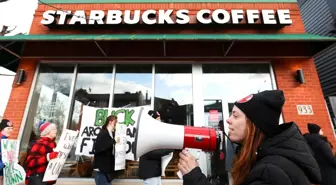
[134,108,224,159]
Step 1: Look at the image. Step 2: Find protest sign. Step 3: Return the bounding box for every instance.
[1,139,26,185]
[75,106,149,161]
[114,123,127,170]
[43,129,79,182]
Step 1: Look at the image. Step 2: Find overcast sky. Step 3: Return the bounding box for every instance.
[0,0,38,116]
[0,67,15,117]
[0,0,38,35]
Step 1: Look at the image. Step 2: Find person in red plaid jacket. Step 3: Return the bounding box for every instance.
[25,121,59,185]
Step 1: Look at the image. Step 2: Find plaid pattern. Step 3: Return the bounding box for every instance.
[25,137,56,185]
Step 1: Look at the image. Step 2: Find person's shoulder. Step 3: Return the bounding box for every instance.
[245,159,292,185]
[97,129,110,139]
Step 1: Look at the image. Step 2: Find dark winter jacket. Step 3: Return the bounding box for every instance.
[183,122,321,185]
[304,133,336,185]
[138,149,174,179]
[93,129,119,180]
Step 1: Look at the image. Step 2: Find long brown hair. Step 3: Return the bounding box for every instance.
[102,115,117,130]
[231,119,265,185]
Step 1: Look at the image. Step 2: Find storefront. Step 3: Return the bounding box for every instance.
[1,0,336,184]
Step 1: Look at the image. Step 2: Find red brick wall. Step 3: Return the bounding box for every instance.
[3,59,37,139]
[273,58,336,147]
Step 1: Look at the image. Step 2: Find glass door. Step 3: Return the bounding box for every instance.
[204,98,235,185]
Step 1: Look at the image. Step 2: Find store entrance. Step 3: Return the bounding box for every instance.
[204,98,235,185]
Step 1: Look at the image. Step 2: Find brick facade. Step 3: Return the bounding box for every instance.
[4,3,336,148]
[4,59,37,139]
[273,59,336,147]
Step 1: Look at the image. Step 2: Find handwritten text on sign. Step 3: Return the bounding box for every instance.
[297,105,314,115]
[114,123,127,170]
[75,106,148,161]
[43,129,79,182]
[1,139,26,185]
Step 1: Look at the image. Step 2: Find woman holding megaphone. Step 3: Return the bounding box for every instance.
[178,90,321,185]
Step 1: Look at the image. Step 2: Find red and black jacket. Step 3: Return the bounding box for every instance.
[25,137,56,185]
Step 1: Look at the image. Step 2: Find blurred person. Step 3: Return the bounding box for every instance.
[303,123,336,185]
[93,115,120,185]
[210,120,229,185]
[0,119,13,185]
[138,110,174,185]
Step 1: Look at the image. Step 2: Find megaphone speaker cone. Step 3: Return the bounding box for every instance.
[134,109,219,159]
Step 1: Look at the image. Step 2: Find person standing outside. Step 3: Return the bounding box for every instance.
[0,119,13,185]
[25,121,59,185]
[138,110,174,185]
[93,115,120,185]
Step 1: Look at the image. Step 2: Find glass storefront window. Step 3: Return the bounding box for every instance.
[154,64,193,179]
[113,64,153,179]
[18,63,196,180]
[113,64,152,108]
[18,64,74,166]
[60,64,113,178]
[202,63,272,185]
[203,64,272,100]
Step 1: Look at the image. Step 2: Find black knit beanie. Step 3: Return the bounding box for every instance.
[307,123,321,134]
[0,119,13,131]
[148,110,160,119]
[234,90,285,138]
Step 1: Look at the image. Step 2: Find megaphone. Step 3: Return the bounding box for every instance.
[134,108,224,159]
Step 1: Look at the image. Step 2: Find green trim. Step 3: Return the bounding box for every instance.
[39,0,297,4]
[1,34,335,41]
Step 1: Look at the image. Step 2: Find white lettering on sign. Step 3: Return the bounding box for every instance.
[262,10,277,24]
[246,10,260,24]
[277,9,293,24]
[69,10,86,25]
[40,9,293,26]
[231,10,244,24]
[297,105,314,115]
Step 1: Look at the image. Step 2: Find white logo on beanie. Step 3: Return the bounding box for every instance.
[236,94,253,103]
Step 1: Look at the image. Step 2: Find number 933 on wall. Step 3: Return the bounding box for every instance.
[296,105,314,115]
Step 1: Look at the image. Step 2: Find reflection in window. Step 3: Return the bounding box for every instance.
[60,65,113,178]
[154,64,193,179]
[203,64,272,101]
[113,64,152,108]
[113,64,152,179]
[18,64,74,166]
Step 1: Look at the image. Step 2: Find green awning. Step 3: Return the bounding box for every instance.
[0,33,335,61]
[0,33,335,41]
[39,0,297,4]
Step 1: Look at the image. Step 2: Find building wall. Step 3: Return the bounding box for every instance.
[4,3,336,148]
[299,0,334,36]
[299,0,336,128]
[273,58,336,146]
[4,59,37,139]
